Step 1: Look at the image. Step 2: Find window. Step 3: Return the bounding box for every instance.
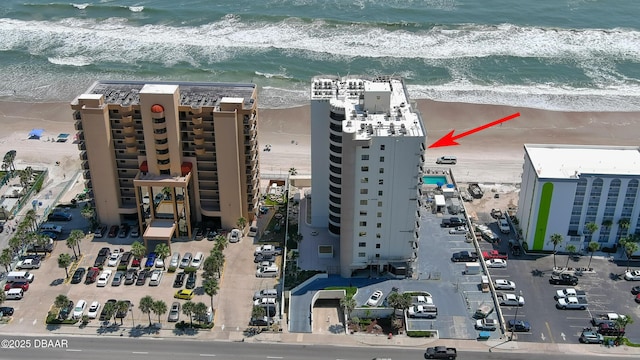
[360,211,368,216]
[360,200,368,206]
[361,177,369,184]
[376,243,381,248]
[379,168,384,174]
[379,156,384,162]
[358,232,367,237]
[377,212,382,218]
[378,201,382,207]
[358,242,366,247]
[380,145,385,150]
[359,221,367,227]
[378,190,383,196]
[361,154,369,161]
[377,223,382,228]
[376,233,381,238]
[361,166,369,172]
[360,189,368,195]
[375,254,380,258]
[378,179,384,185]
[358,252,366,258]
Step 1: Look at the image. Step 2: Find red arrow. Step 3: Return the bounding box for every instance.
[428,112,521,148]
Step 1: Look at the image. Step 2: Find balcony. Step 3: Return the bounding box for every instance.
[192,116,203,125]
[74,121,82,131]
[79,151,87,161]
[155,141,169,151]
[193,126,204,136]
[195,146,206,156]
[153,121,167,131]
[121,115,133,125]
[81,161,89,170]
[191,105,202,115]
[77,141,85,151]
[126,143,138,154]
[123,124,135,134]
[124,135,136,145]
[156,152,170,162]
[194,136,205,146]
[83,170,91,180]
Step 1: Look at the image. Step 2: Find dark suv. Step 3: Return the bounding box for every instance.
[124,269,138,285]
[173,272,186,287]
[441,217,464,228]
[119,252,133,268]
[48,212,72,221]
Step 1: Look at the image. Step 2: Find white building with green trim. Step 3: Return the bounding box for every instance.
[516,144,640,253]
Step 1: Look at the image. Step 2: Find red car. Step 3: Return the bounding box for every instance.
[108,225,119,238]
[131,257,141,267]
[85,267,100,284]
[636,293,640,303]
[4,282,29,291]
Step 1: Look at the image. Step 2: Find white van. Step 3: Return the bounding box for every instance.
[5,288,24,300]
[436,156,457,165]
[40,223,63,234]
[7,271,35,283]
[190,252,204,269]
[256,264,279,278]
[247,226,258,237]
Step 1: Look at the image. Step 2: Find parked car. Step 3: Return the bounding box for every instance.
[98,247,111,257]
[549,273,579,286]
[186,272,197,289]
[149,270,163,286]
[119,252,133,268]
[0,307,15,316]
[254,254,276,263]
[107,249,121,267]
[174,289,195,300]
[367,290,384,306]
[4,282,29,291]
[155,257,164,268]
[579,328,604,344]
[108,225,119,238]
[93,225,107,238]
[136,270,149,286]
[449,226,468,235]
[631,286,640,295]
[96,270,112,287]
[507,319,531,332]
[173,272,186,287]
[85,267,100,284]
[168,302,180,322]
[72,299,87,319]
[145,253,157,268]
[118,224,130,238]
[485,259,507,268]
[111,271,125,286]
[124,269,138,285]
[58,300,74,320]
[624,270,640,281]
[99,299,117,321]
[48,212,72,221]
[87,301,101,319]
[494,279,516,290]
[130,225,140,238]
[169,252,181,269]
[180,253,193,269]
[71,268,86,284]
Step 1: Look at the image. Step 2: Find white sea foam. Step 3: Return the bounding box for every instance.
[47,56,92,66]
[128,6,144,13]
[71,3,90,10]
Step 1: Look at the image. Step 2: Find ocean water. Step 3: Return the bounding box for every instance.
[0,0,639,111]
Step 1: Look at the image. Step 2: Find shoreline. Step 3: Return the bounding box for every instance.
[1,99,639,184]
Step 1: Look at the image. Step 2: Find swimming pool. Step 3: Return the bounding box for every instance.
[422,175,447,185]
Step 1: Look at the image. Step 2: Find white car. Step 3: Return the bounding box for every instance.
[72,299,87,319]
[494,279,516,290]
[96,269,112,287]
[155,258,164,268]
[367,290,384,306]
[228,229,242,243]
[486,259,508,268]
[87,301,101,319]
[415,295,434,305]
[107,250,121,266]
[149,270,163,286]
[449,226,468,235]
[624,270,640,281]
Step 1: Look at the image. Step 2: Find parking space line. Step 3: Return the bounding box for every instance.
[545,322,556,343]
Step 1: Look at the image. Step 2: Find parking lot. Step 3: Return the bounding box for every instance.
[465,183,640,344]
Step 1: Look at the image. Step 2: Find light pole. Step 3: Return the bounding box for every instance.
[511,290,523,341]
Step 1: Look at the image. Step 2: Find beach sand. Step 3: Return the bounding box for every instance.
[1,99,639,185]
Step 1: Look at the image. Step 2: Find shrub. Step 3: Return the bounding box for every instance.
[175,321,214,330]
[183,267,198,273]
[168,266,177,273]
[406,330,436,337]
[45,312,79,325]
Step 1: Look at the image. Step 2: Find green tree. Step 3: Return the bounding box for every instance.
[215,234,228,250]
[54,294,70,310]
[3,150,16,172]
[203,278,219,310]
[24,209,38,233]
[251,305,266,319]
[548,233,564,268]
[618,218,631,239]
[620,237,639,271]
[587,241,600,269]
[139,295,155,326]
[601,219,613,229]
[57,253,72,278]
[193,302,208,325]
[66,233,78,259]
[80,204,97,230]
[115,301,130,325]
[339,296,357,320]
[130,241,146,262]
[386,292,412,312]
[182,301,195,327]
[102,301,117,323]
[614,315,634,341]
[0,248,13,272]
[154,243,170,270]
[68,229,85,256]
[202,255,217,280]
[565,244,577,268]
[0,289,6,306]
[8,236,22,255]
[584,222,599,242]
[288,167,298,176]
[236,217,247,230]
[34,233,51,256]
[152,300,167,324]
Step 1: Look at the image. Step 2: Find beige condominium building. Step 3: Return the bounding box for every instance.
[71,81,260,248]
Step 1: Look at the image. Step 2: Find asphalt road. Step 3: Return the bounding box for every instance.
[0,335,621,360]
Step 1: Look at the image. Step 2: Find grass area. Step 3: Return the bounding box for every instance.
[325,286,357,298]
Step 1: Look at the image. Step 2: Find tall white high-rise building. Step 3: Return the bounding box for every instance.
[310,76,427,277]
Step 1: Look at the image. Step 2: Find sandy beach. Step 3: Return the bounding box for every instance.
[1,99,639,185]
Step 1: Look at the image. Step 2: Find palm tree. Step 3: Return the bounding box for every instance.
[102,301,117,324]
[182,301,195,327]
[152,300,167,325]
[236,217,247,230]
[565,244,577,268]
[202,255,217,280]
[154,243,170,270]
[251,305,266,320]
[115,301,130,325]
[139,296,155,326]
[8,236,22,255]
[614,315,634,342]
[618,218,631,239]
[70,229,85,255]
[203,278,219,309]
[57,253,72,278]
[193,302,208,325]
[584,222,598,242]
[130,241,146,263]
[24,209,38,232]
[288,167,298,176]
[215,234,227,251]
[339,296,357,321]
[548,233,564,268]
[0,290,6,306]
[601,219,613,229]
[66,234,78,259]
[80,204,97,230]
[587,241,600,268]
[0,248,13,272]
[54,294,70,310]
[34,234,51,256]
[621,238,639,271]
[3,150,17,172]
